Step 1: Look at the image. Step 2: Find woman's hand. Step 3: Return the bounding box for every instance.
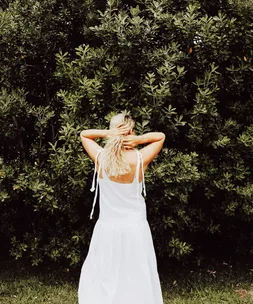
[108,124,131,137]
[122,135,140,149]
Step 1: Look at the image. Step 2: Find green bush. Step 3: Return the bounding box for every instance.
[1,0,253,266]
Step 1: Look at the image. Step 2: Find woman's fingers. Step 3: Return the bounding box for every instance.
[122,137,132,147]
[119,125,130,130]
[118,126,131,135]
[117,124,127,130]
[109,125,130,136]
[117,124,130,130]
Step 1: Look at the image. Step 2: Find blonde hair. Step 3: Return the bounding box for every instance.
[101,111,135,177]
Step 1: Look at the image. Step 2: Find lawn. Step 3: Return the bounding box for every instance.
[0,260,252,304]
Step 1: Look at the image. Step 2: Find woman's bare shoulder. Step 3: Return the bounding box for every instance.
[122,149,138,164]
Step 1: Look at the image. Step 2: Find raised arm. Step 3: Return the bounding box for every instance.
[80,125,131,162]
[122,132,165,167]
[80,129,108,162]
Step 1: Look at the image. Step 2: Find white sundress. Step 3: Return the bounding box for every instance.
[78,149,164,304]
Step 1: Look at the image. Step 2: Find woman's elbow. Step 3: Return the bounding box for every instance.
[80,130,86,138]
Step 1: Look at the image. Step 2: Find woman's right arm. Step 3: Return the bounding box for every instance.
[123,132,165,167]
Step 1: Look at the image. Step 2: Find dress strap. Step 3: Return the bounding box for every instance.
[136,150,147,197]
[90,149,103,219]
[101,164,110,180]
[135,150,141,182]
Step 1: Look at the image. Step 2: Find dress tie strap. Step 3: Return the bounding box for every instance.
[90,149,103,219]
[136,151,141,200]
[136,150,147,198]
[140,154,146,197]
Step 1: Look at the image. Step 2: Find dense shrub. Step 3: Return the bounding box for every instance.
[1,0,253,266]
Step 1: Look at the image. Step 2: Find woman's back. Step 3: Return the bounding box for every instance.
[98,149,144,184]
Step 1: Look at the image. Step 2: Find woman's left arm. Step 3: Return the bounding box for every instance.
[80,125,131,162]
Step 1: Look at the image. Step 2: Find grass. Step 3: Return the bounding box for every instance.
[0,260,252,303]
[160,263,253,304]
[0,261,77,304]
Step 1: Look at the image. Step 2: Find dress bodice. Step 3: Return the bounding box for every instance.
[89,149,147,222]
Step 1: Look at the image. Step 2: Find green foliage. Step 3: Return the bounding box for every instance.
[1,0,253,266]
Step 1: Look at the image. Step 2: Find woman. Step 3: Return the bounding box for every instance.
[78,111,165,304]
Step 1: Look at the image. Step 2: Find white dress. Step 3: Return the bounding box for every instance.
[78,149,164,304]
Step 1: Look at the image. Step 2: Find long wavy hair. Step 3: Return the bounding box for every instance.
[101,111,135,177]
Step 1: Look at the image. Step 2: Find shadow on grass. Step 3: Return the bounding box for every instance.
[0,258,253,303]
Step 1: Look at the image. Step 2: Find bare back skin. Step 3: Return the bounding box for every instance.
[98,149,145,184]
